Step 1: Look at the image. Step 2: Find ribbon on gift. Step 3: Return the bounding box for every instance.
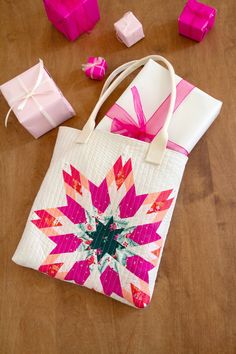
[4,59,56,128]
[82,57,106,79]
[106,80,194,155]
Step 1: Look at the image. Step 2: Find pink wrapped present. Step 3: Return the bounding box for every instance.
[114,12,145,47]
[43,0,100,41]
[82,57,108,80]
[1,59,75,138]
[178,0,217,42]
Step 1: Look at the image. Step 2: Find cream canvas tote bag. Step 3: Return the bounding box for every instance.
[13,55,188,308]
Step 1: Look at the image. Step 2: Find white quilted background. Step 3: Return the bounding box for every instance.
[12,126,188,305]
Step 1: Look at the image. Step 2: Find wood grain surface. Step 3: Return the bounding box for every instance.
[0,1,235,353]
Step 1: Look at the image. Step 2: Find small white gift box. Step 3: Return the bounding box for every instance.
[97,59,222,154]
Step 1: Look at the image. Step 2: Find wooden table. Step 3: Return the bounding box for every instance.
[0,1,235,353]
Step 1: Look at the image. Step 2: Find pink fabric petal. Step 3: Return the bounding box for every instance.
[113,156,132,189]
[128,223,161,245]
[119,186,147,218]
[32,210,62,229]
[63,165,82,194]
[39,263,63,278]
[49,234,82,254]
[100,266,123,297]
[65,260,90,285]
[147,190,174,214]
[126,255,154,283]
[131,283,150,308]
[58,196,86,224]
[89,179,110,213]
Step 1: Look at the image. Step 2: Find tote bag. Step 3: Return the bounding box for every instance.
[12,55,188,308]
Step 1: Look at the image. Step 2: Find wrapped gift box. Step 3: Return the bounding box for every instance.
[82,56,108,80]
[43,0,100,41]
[97,59,222,154]
[178,0,217,42]
[114,12,144,47]
[0,60,75,138]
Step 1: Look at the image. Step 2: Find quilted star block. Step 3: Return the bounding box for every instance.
[31,156,174,308]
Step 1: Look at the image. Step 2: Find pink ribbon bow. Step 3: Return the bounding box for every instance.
[106,80,194,155]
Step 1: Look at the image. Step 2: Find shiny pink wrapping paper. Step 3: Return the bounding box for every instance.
[178,0,216,42]
[43,0,100,41]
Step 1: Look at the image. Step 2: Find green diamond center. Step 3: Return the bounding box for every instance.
[86,217,124,261]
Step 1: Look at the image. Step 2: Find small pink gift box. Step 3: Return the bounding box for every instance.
[43,0,100,41]
[178,0,217,42]
[114,12,145,47]
[82,57,108,80]
[0,59,75,138]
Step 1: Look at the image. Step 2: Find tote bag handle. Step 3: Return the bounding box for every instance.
[100,59,138,97]
[77,55,176,165]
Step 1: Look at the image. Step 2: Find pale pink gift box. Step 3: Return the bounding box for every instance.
[114,12,144,47]
[0,59,75,138]
[178,0,217,42]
